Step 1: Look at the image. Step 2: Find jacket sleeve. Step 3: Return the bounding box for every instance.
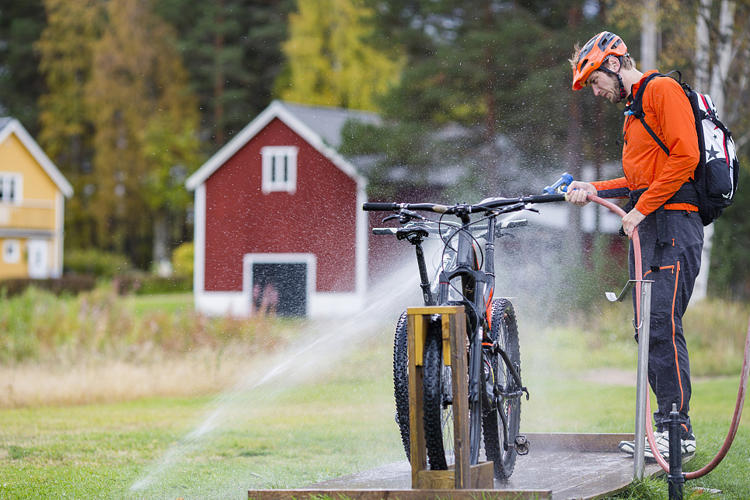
[591,177,629,198]
[634,78,700,215]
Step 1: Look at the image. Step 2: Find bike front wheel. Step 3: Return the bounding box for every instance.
[422,320,454,469]
[482,298,522,480]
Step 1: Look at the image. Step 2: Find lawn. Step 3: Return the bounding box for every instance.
[1,306,749,499]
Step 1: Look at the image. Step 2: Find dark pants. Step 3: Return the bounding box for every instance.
[629,209,703,437]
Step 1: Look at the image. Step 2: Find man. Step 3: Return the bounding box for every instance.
[567,31,702,459]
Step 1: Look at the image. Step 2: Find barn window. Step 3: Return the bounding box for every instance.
[261,146,298,194]
[0,173,22,204]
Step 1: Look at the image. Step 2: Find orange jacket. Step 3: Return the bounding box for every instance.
[592,70,700,215]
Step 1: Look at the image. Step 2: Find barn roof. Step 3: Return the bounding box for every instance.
[186,100,373,191]
[0,117,73,197]
[278,101,380,149]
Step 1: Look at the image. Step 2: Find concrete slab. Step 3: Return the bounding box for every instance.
[248,433,679,500]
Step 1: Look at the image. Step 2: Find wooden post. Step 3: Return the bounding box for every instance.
[406,306,494,490]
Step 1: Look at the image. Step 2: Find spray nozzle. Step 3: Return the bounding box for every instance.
[543,173,574,195]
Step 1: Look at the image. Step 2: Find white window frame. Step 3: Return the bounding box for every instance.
[2,239,21,264]
[0,173,23,205]
[261,146,298,194]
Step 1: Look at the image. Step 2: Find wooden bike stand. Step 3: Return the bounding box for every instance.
[407,306,495,490]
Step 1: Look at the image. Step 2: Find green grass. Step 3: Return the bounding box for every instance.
[127,292,194,316]
[1,310,749,499]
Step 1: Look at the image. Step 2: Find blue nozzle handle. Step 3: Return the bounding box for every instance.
[543,173,574,194]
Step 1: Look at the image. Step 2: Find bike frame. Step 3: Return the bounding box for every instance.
[365,194,565,462]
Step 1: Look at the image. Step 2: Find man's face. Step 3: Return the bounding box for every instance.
[587,70,619,103]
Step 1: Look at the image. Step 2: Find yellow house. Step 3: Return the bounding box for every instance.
[0,117,73,279]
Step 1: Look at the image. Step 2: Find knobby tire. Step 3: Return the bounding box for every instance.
[422,321,451,469]
[393,311,410,459]
[482,298,522,480]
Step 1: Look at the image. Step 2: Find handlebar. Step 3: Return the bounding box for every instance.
[362,194,565,214]
[372,218,528,237]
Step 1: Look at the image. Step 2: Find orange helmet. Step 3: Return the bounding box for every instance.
[572,31,628,91]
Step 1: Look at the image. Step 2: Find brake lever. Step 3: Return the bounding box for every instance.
[382,208,428,224]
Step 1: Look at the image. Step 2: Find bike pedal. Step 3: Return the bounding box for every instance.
[514,434,530,455]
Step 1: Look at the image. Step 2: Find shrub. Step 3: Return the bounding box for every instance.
[113,271,192,295]
[64,249,132,278]
[0,275,97,297]
[135,274,192,295]
[172,241,193,278]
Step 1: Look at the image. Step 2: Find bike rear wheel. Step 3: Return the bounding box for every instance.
[482,298,522,480]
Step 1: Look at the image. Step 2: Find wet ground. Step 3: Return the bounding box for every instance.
[249,432,676,499]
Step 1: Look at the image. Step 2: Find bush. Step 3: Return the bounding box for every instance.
[171,241,193,278]
[113,271,192,295]
[0,274,97,297]
[64,249,132,278]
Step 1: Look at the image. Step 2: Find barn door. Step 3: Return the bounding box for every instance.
[251,262,307,317]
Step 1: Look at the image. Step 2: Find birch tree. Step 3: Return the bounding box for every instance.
[692,0,736,301]
[278,0,403,111]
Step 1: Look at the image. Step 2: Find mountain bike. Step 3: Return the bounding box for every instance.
[364,193,564,480]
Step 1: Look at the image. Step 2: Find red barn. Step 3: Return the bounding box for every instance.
[186,101,375,317]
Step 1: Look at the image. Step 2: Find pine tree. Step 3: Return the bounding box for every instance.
[350,0,618,199]
[0,0,46,130]
[155,0,294,148]
[277,0,403,111]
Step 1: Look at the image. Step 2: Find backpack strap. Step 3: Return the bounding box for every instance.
[624,72,670,155]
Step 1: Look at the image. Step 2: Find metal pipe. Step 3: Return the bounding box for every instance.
[633,279,652,480]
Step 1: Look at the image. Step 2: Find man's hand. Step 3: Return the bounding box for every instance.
[622,208,645,237]
[565,181,597,206]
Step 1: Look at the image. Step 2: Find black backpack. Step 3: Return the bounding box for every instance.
[625,71,739,226]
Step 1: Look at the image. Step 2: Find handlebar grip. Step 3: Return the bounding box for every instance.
[362,202,398,211]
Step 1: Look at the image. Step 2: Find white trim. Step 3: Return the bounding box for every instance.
[309,292,365,317]
[355,182,368,295]
[193,184,206,299]
[0,119,73,198]
[193,291,247,317]
[261,146,298,194]
[193,290,365,318]
[185,100,366,192]
[242,253,316,317]
[52,192,64,277]
[2,239,21,263]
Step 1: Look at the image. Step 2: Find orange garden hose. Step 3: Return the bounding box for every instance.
[587,193,750,479]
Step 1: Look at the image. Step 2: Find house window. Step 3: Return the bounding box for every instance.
[0,173,22,204]
[261,146,298,194]
[2,240,21,263]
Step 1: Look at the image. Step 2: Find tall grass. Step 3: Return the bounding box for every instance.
[0,285,295,364]
[0,285,301,407]
[549,295,750,377]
